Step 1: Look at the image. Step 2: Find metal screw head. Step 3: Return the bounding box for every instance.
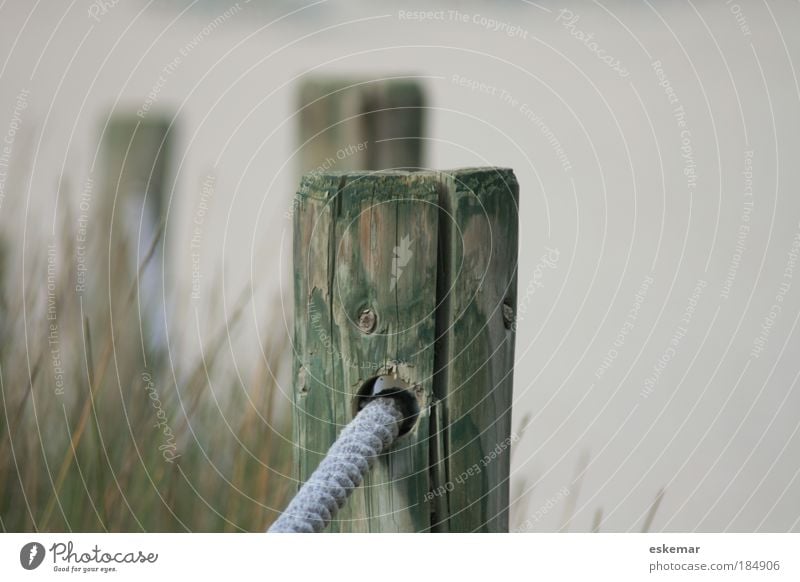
[358,308,377,334]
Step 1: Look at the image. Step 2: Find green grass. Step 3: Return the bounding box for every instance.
[0,209,292,532]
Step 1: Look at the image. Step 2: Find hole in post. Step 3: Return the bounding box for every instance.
[355,374,419,437]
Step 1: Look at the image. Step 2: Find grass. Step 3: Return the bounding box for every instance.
[0,193,293,532]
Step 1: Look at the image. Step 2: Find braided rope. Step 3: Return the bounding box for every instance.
[268,397,403,533]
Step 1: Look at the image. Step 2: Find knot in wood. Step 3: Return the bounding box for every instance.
[357,308,377,333]
[502,301,515,329]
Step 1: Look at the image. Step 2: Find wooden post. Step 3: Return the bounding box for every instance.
[297,78,426,174]
[291,168,518,532]
[98,116,172,357]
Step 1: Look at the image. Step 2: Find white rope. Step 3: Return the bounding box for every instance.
[268,397,403,533]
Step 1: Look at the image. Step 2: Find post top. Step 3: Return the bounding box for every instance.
[297,168,518,200]
[302,167,514,179]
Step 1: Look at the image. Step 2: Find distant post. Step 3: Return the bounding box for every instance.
[290,168,519,532]
[296,78,426,174]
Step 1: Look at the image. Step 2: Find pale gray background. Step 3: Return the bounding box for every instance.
[1,0,799,531]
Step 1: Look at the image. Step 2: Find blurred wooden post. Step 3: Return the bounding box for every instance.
[291,168,518,532]
[297,78,426,173]
[98,116,172,356]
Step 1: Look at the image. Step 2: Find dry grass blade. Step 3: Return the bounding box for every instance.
[641,488,665,533]
[40,317,112,529]
[559,450,589,532]
[592,507,603,533]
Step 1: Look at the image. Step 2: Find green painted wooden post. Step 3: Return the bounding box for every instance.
[291,168,518,532]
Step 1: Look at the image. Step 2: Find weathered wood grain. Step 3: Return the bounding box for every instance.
[292,168,518,532]
[293,171,439,532]
[434,168,519,532]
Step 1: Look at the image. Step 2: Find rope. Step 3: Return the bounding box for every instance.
[268,397,403,533]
